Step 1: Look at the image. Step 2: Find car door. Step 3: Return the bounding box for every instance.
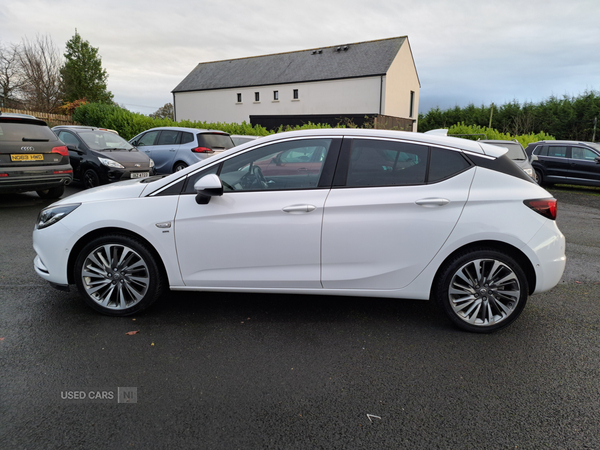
[537,145,570,182]
[321,138,474,290]
[567,146,600,184]
[133,130,160,167]
[174,137,340,288]
[57,130,85,180]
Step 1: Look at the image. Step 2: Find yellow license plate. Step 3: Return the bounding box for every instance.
[11,154,43,161]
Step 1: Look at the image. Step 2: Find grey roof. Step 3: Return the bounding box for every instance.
[173,36,408,93]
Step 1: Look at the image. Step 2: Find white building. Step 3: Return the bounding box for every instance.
[172,36,420,131]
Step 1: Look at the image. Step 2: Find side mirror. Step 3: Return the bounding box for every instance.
[67,144,81,154]
[194,174,223,204]
[530,154,538,162]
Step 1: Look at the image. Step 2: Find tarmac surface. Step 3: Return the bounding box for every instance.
[1,183,599,449]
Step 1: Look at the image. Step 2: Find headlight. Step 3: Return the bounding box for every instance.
[36,204,81,230]
[524,168,534,177]
[149,158,155,168]
[98,157,125,169]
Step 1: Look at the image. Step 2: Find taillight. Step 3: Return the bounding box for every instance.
[51,145,69,157]
[524,198,557,220]
[191,147,214,154]
[53,169,73,175]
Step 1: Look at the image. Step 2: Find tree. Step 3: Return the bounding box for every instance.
[18,35,63,112]
[0,41,25,108]
[150,103,174,120]
[61,31,113,104]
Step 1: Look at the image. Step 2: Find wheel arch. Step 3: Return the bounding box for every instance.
[67,227,169,285]
[172,160,188,172]
[430,240,537,298]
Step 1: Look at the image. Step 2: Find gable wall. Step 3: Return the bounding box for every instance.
[382,42,420,131]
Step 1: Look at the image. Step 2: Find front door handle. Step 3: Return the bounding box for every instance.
[415,198,450,207]
[282,204,316,213]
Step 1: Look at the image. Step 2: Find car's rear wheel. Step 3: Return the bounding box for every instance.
[534,169,544,186]
[74,234,165,316]
[173,162,188,172]
[83,169,100,189]
[434,248,528,333]
[37,185,65,199]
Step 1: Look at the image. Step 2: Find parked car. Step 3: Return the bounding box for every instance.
[33,129,565,333]
[0,112,72,198]
[129,127,235,174]
[526,140,600,187]
[52,126,155,189]
[479,140,535,180]
[231,135,260,146]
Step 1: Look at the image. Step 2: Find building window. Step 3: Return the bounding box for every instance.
[409,91,415,118]
[237,93,242,103]
[255,92,260,102]
[293,89,299,100]
[273,90,279,101]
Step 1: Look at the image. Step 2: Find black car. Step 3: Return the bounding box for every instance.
[52,126,155,188]
[0,112,73,199]
[526,140,600,187]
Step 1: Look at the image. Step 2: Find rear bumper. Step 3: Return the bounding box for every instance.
[0,164,73,193]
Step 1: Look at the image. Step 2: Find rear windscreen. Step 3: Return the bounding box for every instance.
[0,122,57,143]
[196,133,234,149]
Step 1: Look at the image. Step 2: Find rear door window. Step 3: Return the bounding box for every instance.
[345,139,428,187]
[547,146,567,158]
[157,130,180,145]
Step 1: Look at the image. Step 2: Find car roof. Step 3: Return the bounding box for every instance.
[142,127,231,135]
[0,112,38,119]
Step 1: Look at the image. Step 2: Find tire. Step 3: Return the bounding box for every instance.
[534,169,544,186]
[83,169,100,189]
[173,162,188,173]
[37,185,65,199]
[434,248,529,333]
[74,234,166,316]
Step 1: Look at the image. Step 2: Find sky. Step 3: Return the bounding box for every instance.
[1,0,599,116]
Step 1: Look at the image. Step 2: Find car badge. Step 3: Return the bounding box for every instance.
[135,164,141,167]
[21,146,35,151]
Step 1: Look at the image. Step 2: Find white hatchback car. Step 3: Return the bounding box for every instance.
[33,129,566,332]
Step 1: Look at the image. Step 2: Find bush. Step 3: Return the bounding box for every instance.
[444,123,554,147]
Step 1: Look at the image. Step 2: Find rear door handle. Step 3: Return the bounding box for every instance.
[282,204,316,213]
[415,198,450,207]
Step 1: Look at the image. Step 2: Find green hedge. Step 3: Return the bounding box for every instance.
[73,103,273,140]
[443,123,554,147]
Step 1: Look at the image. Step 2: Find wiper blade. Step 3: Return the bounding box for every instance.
[22,138,49,142]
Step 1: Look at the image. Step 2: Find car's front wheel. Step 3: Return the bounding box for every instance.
[83,169,100,189]
[74,234,166,316]
[434,248,529,333]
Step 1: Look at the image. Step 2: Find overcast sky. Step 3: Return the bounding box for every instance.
[1,0,599,116]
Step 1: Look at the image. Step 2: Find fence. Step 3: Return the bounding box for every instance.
[0,108,74,127]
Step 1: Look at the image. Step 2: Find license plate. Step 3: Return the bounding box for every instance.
[131,172,149,179]
[11,154,43,161]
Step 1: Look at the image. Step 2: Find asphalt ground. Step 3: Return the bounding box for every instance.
[0,183,599,450]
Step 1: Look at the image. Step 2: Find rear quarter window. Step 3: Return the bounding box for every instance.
[428,147,471,182]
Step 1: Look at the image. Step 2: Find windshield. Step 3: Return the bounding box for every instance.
[78,130,135,151]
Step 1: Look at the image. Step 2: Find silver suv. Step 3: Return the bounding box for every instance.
[0,112,72,198]
[479,140,535,180]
